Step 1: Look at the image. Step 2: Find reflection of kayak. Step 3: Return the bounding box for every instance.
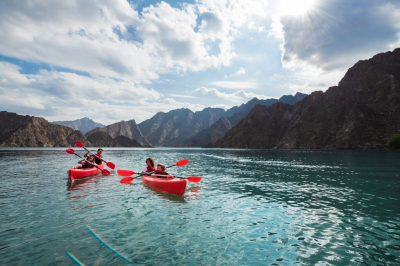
[141,175,187,196]
[68,164,104,181]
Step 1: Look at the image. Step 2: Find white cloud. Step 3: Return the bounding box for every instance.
[210,80,259,89]
[0,61,208,124]
[192,86,272,103]
[0,0,269,83]
[235,67,246,75]
[168,94,197,99]
[272,0,400,71]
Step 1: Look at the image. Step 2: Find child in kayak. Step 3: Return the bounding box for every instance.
[78,155,97,169]
[142,157,155,174]
[153,163,172,178]
[84,148,103,165]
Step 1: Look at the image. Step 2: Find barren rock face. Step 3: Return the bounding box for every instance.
[183,93,307,147]
[0,112,91,147]
[52,117,105,134]
[212,49,400,149]
[86,131,144,147]
[86,119,150,146]
[138,108,226,147]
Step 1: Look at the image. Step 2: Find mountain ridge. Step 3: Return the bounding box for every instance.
[210,48,400,149]
[52,117,105,134]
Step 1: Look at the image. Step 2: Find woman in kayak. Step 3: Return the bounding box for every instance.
[153,163,172,178]
[78,155,97,169]
[142,157,155,174]
[84,148,103,165]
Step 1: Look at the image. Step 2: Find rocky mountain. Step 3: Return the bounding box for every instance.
[0,111,91,147]
[182,93,307,147]
[52,117,105,134]
[211,49,400,149]
[86,119,150,146]
[138,107,226,147]
[87,131,144,147]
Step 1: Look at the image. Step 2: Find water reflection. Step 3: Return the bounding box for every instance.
[1,149,399,266]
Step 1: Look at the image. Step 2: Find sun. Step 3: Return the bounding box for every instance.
[279,0,316,16]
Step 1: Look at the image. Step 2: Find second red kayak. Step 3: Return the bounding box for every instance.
[68,164,104,181]
[141,175,187,196]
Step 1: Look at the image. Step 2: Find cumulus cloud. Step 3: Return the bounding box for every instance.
[0,0,269,82]
[168,94,197,99]
[192,86,272,103]
[0,61,204,124]
[235,67,246,75]
[210,80,259,89]
[272,0,400,71]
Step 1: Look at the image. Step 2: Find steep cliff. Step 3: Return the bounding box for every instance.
[86,119,150,146]
[138,108,226,147]
[212,49,400,149]
[52,117,105,134]
[0,112,90,147]
[184,93,307,147]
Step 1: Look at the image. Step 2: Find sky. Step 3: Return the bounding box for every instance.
[0,0,399,125]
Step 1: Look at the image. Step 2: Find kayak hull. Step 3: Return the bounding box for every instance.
[68,164,104,181]
[141,175,187,196]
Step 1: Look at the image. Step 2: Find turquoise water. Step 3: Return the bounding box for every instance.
[0,148,399,265]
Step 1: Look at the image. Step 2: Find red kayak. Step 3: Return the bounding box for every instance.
[141,175,187,196]
[68,164,104,181]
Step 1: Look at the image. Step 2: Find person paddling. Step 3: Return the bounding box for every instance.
[84,148,104,165]
[152,163,172,178]
[142,157,155,174]
[78,155,97,169]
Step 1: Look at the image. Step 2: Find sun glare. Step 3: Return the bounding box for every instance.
[280,0,316,16]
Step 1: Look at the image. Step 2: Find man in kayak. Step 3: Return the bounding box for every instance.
[78,155,97,169]
[152,163,172,178]
[84,148,103,165]
[142,157,155,174]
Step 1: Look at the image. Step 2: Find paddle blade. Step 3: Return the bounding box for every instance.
[106,162,116,169]
[120,176,135,183]
[117,169,137,176]
[175,159,189,167]
[65,148,75,154]
[101,169,111,176]
[75,141,83,148]
[186,176,202,183]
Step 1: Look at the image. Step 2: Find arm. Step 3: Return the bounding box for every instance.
[84,151,90,158]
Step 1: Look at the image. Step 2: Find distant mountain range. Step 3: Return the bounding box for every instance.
[181,93,307,147]
[86,119,151,146]
[83,93,307,147]
[52,117,105,134]
[2,49,397,149]
[210,48,400,149]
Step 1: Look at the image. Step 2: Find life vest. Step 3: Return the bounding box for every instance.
[155,170,166,174]
[146,166,155,172]
[81,161,94,169]
[91,153,103,164]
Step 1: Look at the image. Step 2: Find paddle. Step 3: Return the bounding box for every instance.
[120,176,137,183]
[75,141,115,169]
[117,169,138,177]
[151,175,202,183]
[117,159,189,177]
[65,148,111,176]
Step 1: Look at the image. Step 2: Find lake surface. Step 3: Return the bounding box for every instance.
[0,148,399,265]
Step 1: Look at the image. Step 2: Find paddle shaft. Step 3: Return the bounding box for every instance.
[72,153,102,171]
[82,147,107,163]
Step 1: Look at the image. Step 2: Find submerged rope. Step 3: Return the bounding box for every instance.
[86,224,133,264]
[66,251,86,266]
